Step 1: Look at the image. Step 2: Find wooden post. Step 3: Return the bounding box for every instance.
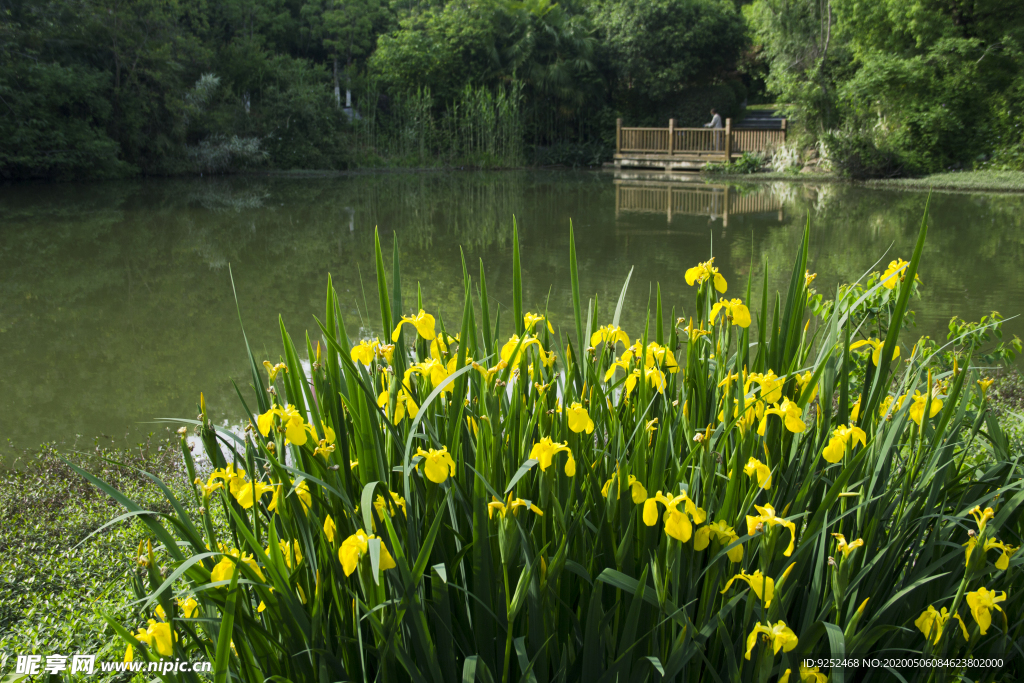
[724,118,732,162]
[616,118,622,154]
[668,119,675,156]
[781,118,787,143]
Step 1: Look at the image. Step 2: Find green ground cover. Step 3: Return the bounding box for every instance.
[865,172,1024,194]
[701,171,1024,194]
[0,435,193,681]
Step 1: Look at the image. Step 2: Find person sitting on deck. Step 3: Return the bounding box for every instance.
[703,109,723,129]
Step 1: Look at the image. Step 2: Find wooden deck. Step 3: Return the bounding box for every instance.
[614,118,786,171]
[614,179,784,226]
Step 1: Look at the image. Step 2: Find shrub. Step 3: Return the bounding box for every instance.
[79,217,1023,682]
[822,128,909,180]
[185,135,268,175]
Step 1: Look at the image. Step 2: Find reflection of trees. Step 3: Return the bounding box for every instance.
[730,185,1024,345]
[1,174,1022,454]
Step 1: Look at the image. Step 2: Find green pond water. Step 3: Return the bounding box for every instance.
[2,171,1023,462]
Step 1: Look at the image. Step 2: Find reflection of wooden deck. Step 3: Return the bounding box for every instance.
[614,180,783,226]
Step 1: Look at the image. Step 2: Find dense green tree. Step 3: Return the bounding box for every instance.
[749,0,1024,174]
[592,0,747,123]
[15,0,1021,178]
[369,1,504,104]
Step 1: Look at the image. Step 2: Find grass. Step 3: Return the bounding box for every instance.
[865,171,1024,194]
[0,434,194,681]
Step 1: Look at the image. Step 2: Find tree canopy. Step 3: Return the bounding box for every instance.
[2,0,1022,178]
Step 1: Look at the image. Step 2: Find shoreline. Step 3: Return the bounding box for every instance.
[698,169,1024,194]
[5,166,1024,195]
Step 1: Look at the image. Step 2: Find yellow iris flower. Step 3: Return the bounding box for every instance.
[256,404,310,446]
[757,398,806,435]
[339,529,396,577]
[391,309,436,342]
[642,491,706,542]
[966,587,1006,635]
[405,357,453,394]
[677,317,711,342]
[154,597,198,622]
[744,620,797,660]
[821,424,867,463]
[610,364,642,399]
[977,377,995,399]
[694,520,743,562]
[377,375,419,424]
[323,514,336,544]
[908,391,942,425]
[710,298,751,328]
[199,465,275,510]
[880,258,911,290]
[417,446,457,484]
[620,340,679,373]
[429,333,459,360]
[969,505,995,533]
[798,666,828,683]
[211,548,265,584]
[719,395,759,434]
[721,569,775,606]
[125,619,176,661]
[590,324,631,350]
[746,503,797,556]
[233,480,276,509]
[915,605,968,645]
[718,371,739,391]
[743,457,772,490]
[376,491,408,517]
[500,334,543,367]
[263,361,288,381]
[685,257,727,293]
[566,402,594,434]
[964,537,1017,570]
[529,437,573,474]
[376,344,395,364]
[471,360,507,382]
[488,493,544,519]
[600,473,648,503]
[795,370,818,403]
[268,539,302,569]
[850,338,900,367]
[268,479,311,515]
[524,312,554,334]
[645,366,667,393]
[746,370,784,403]
[832,533,864,557]
[350,339,379,366]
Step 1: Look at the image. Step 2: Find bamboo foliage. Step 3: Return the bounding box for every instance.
[354,82,524,167]
[78,213,1023,683]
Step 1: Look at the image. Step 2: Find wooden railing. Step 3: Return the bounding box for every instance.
[732,128,786,154]
[619,128,670,153]
[616,118,786,158]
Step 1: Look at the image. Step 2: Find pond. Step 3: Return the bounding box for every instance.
[2,171,1023,461]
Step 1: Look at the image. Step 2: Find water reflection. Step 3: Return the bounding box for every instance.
[1,171,1022,457]
[614,177,784,225]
